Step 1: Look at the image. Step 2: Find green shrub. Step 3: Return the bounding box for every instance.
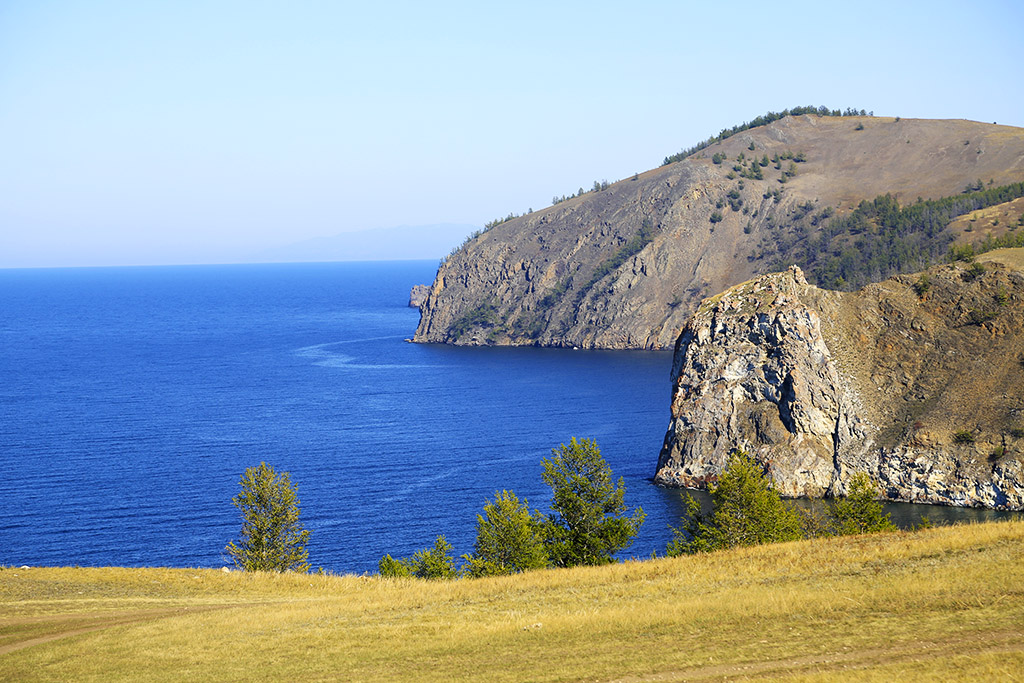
[710,211,723,224]
[380,535,459,580]
[377,553,412,578]
[572,219,657,302]
[953,430,976,444]
[828,473,896,535]
[667,451,803,555]
[966,309,997,325]
[462,491,549,577]
[449,302,500,339]
[913,274,931,297]
[536,279,570,311]
[964,262,986,281]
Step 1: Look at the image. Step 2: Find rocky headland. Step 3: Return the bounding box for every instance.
[655,250,1024,509]
[415,114,1024,349]
[409,284,430,308]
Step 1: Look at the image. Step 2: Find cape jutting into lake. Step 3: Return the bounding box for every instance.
[0,261,1013,573]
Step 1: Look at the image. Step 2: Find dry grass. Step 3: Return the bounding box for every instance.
[949,198,1024,247]
[2,521,1023,681]
[979,245,1024,271]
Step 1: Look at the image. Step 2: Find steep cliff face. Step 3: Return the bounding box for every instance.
[415,115,1024,349]
[655,250,1024,509]
[408,284,430,308]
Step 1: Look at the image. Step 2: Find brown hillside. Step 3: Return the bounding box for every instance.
[415,115,1024,349]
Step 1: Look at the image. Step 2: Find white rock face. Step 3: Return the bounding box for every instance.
[655,264,1024,509]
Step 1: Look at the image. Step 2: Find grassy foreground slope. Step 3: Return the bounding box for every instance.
[2,521,1023,681]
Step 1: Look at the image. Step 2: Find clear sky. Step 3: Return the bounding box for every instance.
[2,0,1022,267]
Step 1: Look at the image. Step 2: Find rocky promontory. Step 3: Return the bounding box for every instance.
[409,284,430,308]
[655,250,1024,509]
[415,114,1024,349]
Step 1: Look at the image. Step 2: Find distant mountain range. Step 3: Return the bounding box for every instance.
[253,223,478,263]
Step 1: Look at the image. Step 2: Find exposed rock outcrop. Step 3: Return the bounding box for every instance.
[409,284,430,308]
[415,115,1024,349]
[655,251,1024,509]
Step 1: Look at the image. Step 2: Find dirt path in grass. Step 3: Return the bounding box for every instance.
[609,629,1024,681]
[0,604,244,656]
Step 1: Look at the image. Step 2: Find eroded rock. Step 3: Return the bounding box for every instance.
[409,284,430,308]
[655,256,1024,509]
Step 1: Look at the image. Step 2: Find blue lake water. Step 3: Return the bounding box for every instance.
[0,261,1015,573]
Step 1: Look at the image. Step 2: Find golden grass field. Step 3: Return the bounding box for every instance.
[2,520,1023,681]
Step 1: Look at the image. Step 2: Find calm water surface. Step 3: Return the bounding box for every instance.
[0,261,1015,573]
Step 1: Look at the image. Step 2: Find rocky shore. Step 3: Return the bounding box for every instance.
[655,255,1024,509]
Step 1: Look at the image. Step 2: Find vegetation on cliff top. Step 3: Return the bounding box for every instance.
[762,181,1024,290]
[662,105,870,166]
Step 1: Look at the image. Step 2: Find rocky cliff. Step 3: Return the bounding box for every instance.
[409,284,430,308]
[415,114,1024,349]
[655,250,1024,509]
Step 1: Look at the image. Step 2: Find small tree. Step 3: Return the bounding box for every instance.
[667,450,802,555]
[378,553,412,578]
[225,462,310,572]
[828,472,896,535]
[379,535,459,580]
[541,437,645,567]
[462,490,549,577]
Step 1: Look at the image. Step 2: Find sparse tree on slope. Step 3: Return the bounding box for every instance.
[225,462,310,572]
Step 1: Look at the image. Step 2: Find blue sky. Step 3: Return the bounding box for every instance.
[2,0,1022,267]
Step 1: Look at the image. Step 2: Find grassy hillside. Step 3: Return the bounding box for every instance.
[3,521,1023,681]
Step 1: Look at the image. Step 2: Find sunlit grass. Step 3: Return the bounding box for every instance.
[2,520,1022,680]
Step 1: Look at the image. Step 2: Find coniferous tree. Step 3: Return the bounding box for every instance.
[225,462,311,572]
[828,472,896,535]
[667,451,802,555]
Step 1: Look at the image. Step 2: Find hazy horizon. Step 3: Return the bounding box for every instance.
[3,1,1023,268]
